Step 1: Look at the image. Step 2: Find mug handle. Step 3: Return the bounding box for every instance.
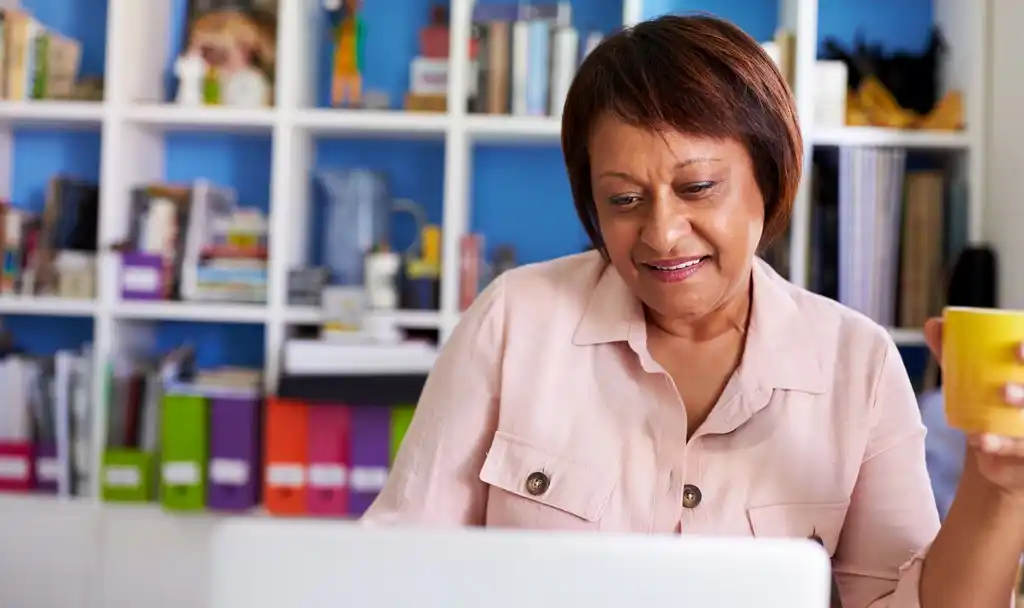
[391,198,427,256]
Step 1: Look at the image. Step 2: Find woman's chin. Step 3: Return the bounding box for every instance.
[640,290,715,322]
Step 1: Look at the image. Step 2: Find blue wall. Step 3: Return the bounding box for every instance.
[641,0,934,53]
[10,0,937,369]
[2,315,93,356]
[13,129,101,213]
[149,322,265,369]
[163,133,272,210]
[640,0,777,41]
[817,0,934,54]
[472,144,589,265]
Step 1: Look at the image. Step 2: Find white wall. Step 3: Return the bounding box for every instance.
[0,495,214,608]
[985,0,1024,309]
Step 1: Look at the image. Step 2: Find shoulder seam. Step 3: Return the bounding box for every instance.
[867,335,893,417]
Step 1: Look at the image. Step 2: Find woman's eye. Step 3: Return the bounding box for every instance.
[610,195,640,206]
[682,181,716,195]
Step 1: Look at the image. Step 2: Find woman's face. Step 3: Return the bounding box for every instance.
[589,114,765,323]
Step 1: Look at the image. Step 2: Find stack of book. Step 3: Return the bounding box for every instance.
[0,4,84,101]
[1,176,99,299]
[469,2,603,117]
[0,343,95,498]
[119,179,269,304]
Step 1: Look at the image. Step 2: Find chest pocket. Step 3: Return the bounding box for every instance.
[479,431,618,530]
[747,502,848,608]
[746,501,849,557]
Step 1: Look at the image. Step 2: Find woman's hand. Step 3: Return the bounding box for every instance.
[919,317,1024,607]
[924,317,1024,497]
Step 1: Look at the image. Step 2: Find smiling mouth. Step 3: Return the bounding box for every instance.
[643,256,709,271]
[641,256,711,283]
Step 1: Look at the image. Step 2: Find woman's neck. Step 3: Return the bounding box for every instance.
[645,271,753,343]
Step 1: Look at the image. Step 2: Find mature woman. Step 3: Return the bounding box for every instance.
[365,14,1024,607]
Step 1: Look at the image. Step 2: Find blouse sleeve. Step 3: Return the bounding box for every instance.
[832,337,940,608]
[360,276,507,526]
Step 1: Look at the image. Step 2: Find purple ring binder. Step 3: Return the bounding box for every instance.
[348,406,391,516]
[206,396,261,511]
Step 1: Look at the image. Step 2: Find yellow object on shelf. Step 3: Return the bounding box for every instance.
[917,91,964,131]
[406,258,440,280]
[421,224,441,267]
[850,76,917,129]
[845,75,964,131]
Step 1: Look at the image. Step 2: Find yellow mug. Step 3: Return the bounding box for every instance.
[943,306,1024,437]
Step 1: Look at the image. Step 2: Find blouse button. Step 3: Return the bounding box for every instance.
[525,471,550,496]
[682,484,702,508]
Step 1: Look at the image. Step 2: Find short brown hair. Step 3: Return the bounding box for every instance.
[561,14,802,251]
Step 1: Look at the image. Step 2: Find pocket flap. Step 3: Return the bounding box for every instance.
[747,501,849,557]
[479,431,617,522]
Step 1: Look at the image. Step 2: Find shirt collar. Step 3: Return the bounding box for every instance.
[572,258,828,395]
[572,263,639,347]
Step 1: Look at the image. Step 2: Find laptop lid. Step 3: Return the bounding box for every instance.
[210,519,832,608]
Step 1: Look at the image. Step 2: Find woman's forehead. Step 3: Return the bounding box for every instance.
[589,118,746,167]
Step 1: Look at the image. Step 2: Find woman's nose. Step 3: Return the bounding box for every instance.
[640,197,692,254]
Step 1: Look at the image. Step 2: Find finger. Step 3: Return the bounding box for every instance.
[971,434,1024,458]
[923,317,943,361]
[1005,383,1024,407]
[1017,342,1024,363]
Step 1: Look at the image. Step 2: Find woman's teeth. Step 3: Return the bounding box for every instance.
[649,258,704,270]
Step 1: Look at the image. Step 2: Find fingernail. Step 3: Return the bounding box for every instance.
[1005,383,1024,405]
[981,434,1005,452]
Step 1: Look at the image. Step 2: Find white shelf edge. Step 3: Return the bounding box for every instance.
[0,100,105,126]
[294,108,449,137]
[465,114,561,143]
[113,300,268,323]
[122,104,276,131]
[285,306,445,329]
[0,296,97,317]
[812,126,970,149]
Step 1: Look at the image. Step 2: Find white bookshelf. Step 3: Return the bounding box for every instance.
[0,0,985,501]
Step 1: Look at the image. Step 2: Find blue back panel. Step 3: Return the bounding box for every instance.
[150,321,265,368]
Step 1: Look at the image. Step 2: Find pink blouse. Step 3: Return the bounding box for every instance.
[363,251,940,607]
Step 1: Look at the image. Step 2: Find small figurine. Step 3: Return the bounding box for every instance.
[184,9,276,107]
[324,0,366,108]
[203,65,221,105]
[223,64,270,107]
[174,52,208,106]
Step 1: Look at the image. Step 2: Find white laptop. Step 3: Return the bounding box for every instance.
[210,519,832,608]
